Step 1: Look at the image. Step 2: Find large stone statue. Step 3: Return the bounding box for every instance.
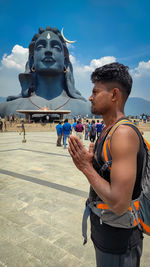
[0,26,90,117]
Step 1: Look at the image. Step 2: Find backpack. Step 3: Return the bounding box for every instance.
[82,119,150,244]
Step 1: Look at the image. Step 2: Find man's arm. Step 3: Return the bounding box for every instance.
[68,125,140,215]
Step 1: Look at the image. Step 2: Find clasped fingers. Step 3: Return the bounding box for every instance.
[68,135,83,154]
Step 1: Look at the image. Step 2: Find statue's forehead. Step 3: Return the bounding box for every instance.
[36,31,61,43]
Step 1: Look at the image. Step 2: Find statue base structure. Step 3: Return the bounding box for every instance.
[0,94,91,119]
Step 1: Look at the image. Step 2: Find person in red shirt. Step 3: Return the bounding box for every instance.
[75,120,84,143]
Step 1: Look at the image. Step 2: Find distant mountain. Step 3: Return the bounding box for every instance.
[125,97,150,116]
[0,97,6,103]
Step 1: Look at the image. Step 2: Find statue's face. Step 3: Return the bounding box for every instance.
[34,31,65,74]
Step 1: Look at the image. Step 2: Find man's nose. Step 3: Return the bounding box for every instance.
[89,95,93,101]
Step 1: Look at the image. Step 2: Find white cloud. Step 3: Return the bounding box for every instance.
[69,55,76,64]
[89,57,116,70]
[0,45,28,97]
[69,55,116,98]
[131,60,150,78]
[1,45,28,71]
[70,56,116,74]
[130,60,150,100]
[66,43,75,49]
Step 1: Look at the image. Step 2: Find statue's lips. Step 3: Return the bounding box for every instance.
[42,57,56,63]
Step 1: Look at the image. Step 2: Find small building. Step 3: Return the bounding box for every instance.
[17,108,71,122]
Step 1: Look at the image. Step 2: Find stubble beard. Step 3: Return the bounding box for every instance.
[91,103,103,116]
[91,105,98,115]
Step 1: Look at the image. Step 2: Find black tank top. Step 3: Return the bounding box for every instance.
[90,122,144,254]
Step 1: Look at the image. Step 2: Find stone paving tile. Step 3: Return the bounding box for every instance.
[1,209,35,227]
[58,254,84,267]
[141,236,150,267]
[17,191,34,203]
[28,223,65,242]
[19,236,67,266]
[0,240,42,267]
[53,233,94,265]
[0,216,36,245]
[23,206,52,224]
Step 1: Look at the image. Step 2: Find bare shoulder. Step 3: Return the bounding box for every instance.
[111,124,140,156]
[113,124,140,140]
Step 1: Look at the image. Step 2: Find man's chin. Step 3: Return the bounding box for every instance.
[91,107,97,115]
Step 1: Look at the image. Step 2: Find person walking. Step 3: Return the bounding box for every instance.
[84,120,89,140]
[0,118,3,132]
[19,120,25,135]
[96,120,103,138]
[143,115,146,123]
[75,120,84,143]
[68,62,144,267]
[56,121,63,146]
[63,119,72,149]
[89,120,97,142]
[72,120,77,136]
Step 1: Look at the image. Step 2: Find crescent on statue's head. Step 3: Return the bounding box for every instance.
[61,28,76,44]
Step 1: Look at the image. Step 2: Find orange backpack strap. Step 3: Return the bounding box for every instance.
[103,119,148,164]
[144,139,150,151]
[103,119,130,164]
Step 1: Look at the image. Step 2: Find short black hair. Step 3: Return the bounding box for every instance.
[91,62,132,98]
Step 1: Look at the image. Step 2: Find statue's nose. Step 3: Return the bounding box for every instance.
[45,50,52,56]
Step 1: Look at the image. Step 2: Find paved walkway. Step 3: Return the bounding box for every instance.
[0,131,150,267]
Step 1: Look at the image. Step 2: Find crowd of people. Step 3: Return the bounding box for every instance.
[55,118,105,148]
[140,114,150,123]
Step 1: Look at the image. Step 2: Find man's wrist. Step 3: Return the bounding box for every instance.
[82,164,93,175]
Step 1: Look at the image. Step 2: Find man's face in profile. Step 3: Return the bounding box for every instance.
[34,31,65,74]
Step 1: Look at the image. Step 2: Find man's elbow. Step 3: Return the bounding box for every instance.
[112,202,130,216]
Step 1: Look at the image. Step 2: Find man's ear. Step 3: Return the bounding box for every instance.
[112,88,120,102]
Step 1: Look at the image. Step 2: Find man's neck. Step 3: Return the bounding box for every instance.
[102,111,125,128]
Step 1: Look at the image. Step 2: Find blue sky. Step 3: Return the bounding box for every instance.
[0,0,150,101]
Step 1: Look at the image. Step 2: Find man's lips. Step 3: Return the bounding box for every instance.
[42,57,55,63]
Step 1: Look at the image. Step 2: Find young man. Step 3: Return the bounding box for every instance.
[63,118,72,149]
[56,121,63,146]
[84,119,89,140]
[75,120,84,143]
[68,63,144,267]
[89,120,97,142]
[19,120,25,135]
[72,119,77,136]
[96,120,103,138]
